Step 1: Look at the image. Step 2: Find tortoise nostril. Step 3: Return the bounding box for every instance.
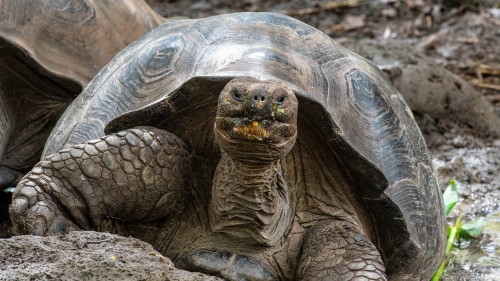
[252,94,266,102]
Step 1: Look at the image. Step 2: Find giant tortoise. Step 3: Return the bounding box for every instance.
[0,0,162,187]
[10,12,446,280]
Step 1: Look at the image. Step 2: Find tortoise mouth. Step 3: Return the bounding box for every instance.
[214,116,297,162]
[215,116,296,143]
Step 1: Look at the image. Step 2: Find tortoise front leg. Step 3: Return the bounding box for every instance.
[297,220,387,281]
[9,127,190,236]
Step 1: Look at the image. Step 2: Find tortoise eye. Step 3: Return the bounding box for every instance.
[231,90,243,102]
[275,96,286,105]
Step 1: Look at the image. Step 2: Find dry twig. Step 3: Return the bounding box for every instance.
[476,64,500,80]
[470,79,500,91]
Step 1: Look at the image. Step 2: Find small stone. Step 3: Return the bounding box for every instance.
[452,135,468,148]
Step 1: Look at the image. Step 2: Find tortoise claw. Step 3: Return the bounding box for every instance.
[178,249,278,281]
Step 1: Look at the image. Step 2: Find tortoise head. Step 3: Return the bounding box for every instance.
[214,77,298,163]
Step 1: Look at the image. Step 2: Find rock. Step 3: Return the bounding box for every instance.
[0,231,221,281]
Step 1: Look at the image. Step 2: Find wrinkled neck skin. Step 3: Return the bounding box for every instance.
[209,151,292,246]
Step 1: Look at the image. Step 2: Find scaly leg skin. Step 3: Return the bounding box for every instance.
[9,127,190,236]
[297,220,387,281]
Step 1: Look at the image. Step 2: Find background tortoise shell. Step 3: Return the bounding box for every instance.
[0,0,162,185]
[43,12,446,279]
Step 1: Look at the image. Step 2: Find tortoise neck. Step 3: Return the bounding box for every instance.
[209,152,292,246]
[229,157,280,184]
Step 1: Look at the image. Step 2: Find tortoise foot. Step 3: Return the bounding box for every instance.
[178,249,278,281]
[297,220,387,281]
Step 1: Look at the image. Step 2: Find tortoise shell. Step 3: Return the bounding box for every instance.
[0,0,162,185]
[43,12,446,279]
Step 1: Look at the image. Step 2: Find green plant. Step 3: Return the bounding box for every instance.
[431,180,484,281]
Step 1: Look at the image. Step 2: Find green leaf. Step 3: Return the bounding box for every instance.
[443,179,459,216]
[431,258,447,281]
[273,103,285,114]
[446,214,462,254]
[458,218,484,239]
[446,224,453,237]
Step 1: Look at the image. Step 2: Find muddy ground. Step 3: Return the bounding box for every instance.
[1,0,499,280]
